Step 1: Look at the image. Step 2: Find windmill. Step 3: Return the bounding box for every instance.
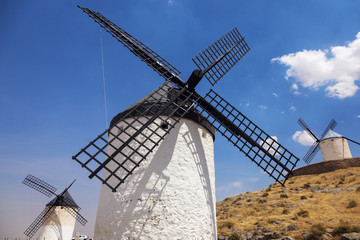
[298,118,358,163]
[297,118,337,164]
[23,174,87,239]
[73,6,299,239]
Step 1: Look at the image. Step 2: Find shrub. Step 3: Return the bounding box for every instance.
[347,200,357,208]
[246,199,251,202]
[304,223,326,240]
[221,221,235,229]
[280,194,288,198]
[315,181,321,184]
[300,195,307,200]
[258,199,267,204]
[266,187,272,192]
[333,221,360,235]
[262,192,269,197]
[228,233,241,240]
[297,209,309,218]
[348,177,356,183]
[282,209,289,214]
[356,186,360,192]
[303,183,311,189]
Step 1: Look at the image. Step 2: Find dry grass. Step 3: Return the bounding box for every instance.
[216,167,360,238]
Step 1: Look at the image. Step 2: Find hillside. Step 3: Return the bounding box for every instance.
[216,166,360,240]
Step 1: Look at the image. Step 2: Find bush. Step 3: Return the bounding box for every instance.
[222,221,234,229]
[297,209,309,218]
[282,209,289,215]
[347,200,357,208]
[280,194,288,198]
[333,221,360,235]
[356,186,360,192]
[303,183,311,189]
[228,233,241,240]
[305,223,326,240]
[262,192,269,197]
[258,199,267,204]
[266,187,272,192]
[300,195,307,200]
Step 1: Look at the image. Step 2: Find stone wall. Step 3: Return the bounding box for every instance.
[291,158,360,177]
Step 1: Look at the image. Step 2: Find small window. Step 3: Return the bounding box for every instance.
[160,121,169,129]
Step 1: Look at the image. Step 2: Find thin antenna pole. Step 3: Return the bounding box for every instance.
[100,28,108,128]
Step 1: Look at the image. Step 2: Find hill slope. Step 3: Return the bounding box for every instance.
[216,166,360,239]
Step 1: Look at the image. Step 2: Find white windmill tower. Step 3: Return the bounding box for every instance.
[73,6,299,240]
[298,118,359,163]
[22,174,87,239]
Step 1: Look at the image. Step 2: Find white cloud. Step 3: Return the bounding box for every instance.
[289,106,296,111]
[168,0,175,5]
[249,177,260,183]
[272,32,360,99]
[291,83,301,95]
[272,92,279,97]
[239,101,250,108]
[231,181,244,189]
[259,105,267,110]
[260,136,280,155]
[357,115,360,118]
[292,130,315,146]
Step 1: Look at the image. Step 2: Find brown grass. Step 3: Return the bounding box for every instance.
[216,167,360,238]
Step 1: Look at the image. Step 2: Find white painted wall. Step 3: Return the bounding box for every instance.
[319,137,352,161]
[37,206,76,240]
[94,117,216,239]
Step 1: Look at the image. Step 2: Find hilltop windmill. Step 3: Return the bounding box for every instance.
[298,118,357,163]
[23,174,87,239]
[73,6,299,239]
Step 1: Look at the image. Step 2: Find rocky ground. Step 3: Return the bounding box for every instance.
[216,166,360,240]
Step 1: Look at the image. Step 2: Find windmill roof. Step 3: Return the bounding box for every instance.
[46,190,79,208]
[321,129,343,141]
[110,83,216,138]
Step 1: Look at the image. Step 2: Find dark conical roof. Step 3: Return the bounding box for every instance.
[109,83,215,137]
[46,190,79,208]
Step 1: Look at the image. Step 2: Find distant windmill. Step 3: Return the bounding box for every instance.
[73,6,299,239]
[297,118,359,163]
[23,174,87,239]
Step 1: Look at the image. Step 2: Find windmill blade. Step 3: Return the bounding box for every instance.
[297,118,319,142]
[22,174,57,198]
[192,28,250,86]
[78,6,185,88]
[193,90,299,184]
[73,81,199,192]
[24,204,56,238]
[63,206,87,226]
[320,119,337,138]
[303,141,320,164]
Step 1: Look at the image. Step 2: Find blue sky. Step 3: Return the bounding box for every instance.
[1,0,360,238]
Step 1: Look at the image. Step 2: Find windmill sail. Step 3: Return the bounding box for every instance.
[22,174,57,197]
[24,204,56,238]
[194,90,299,184]
[78,6,184,87]
[73,81,202,192]
[193,28,250,86]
